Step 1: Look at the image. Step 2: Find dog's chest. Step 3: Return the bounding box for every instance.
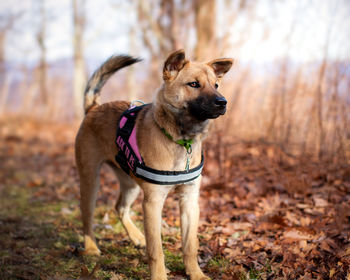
[171,143,201,172]
[172,148,188,170]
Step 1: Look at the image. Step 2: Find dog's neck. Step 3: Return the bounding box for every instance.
[152,93,210,141]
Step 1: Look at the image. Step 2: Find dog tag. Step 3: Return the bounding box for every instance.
[185,157,190,171]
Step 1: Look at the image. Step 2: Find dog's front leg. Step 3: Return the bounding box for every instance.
[177,179,210,280]
[142,184,171,280]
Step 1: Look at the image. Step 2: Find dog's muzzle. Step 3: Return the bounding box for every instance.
[188,95,227,121]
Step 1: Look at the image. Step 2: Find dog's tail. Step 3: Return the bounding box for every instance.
[84,55,141,114]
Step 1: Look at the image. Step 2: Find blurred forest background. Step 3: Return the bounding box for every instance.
[1,0,350,279]
[1,0,349,161]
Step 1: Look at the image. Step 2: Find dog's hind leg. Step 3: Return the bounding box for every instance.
[76,142,103,255]
[113,168,146,247]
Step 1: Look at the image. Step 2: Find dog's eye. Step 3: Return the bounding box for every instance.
[215,83,218,89]
[187,81,200,88]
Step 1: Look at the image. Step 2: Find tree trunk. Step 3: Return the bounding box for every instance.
[36,0,48,107]
[0,14,16,115]
[194,0,216,61]
[0,31,6,85]
[126,24,137,101]
[72,0,87,120]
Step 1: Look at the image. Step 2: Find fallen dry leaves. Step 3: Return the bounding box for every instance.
[1,117,350,279]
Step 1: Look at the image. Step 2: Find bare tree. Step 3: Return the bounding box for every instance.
[193,0,254,61]
[312,1,339,159]
[72,0,87,119]
[0,11,18,115]
[136,0,193,88]
[137,0,174,79]
[137,0,180,58]
[0,28,8,82]
[35,0,48,106]
[126,22,137,101]
[193,0,216,61]
[0,14,17,81]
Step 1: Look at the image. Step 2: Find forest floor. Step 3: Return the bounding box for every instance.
[0,117,350,280]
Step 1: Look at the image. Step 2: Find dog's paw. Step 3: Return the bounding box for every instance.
[131,236,146,248]
[129,231,146,248]
[81,248,101,256]
[83,235,101,255]
[188,271,211,280]
[191,275,211,280]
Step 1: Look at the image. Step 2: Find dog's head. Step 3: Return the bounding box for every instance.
[161,49,233,121]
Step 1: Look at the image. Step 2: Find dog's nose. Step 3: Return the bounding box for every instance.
[215,97,227,106]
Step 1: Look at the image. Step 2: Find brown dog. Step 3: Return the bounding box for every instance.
[75,50,233,280]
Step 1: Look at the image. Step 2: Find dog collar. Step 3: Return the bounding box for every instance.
[160,127,193,152]
[115,104,204,185]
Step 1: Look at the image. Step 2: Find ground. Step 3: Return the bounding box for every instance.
[0,118,349,279]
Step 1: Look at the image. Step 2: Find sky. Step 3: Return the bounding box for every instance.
[1,0,349,67]
[232,0,349,63]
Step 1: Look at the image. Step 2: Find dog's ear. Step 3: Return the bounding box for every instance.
[207,58,234,78]
[163,49,188,81]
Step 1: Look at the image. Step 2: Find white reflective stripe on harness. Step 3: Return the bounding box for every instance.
[135,165,203,185]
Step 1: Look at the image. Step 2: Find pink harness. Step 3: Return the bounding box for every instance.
[115,104,204,185]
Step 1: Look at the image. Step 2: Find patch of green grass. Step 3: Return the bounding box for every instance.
[0,184,151,279]
[162,235,177,244]
[247,259,273,280]
[208,255,230,272]
[164,248,185,272]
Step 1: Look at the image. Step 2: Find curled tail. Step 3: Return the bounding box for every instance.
[84,55,141,114]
